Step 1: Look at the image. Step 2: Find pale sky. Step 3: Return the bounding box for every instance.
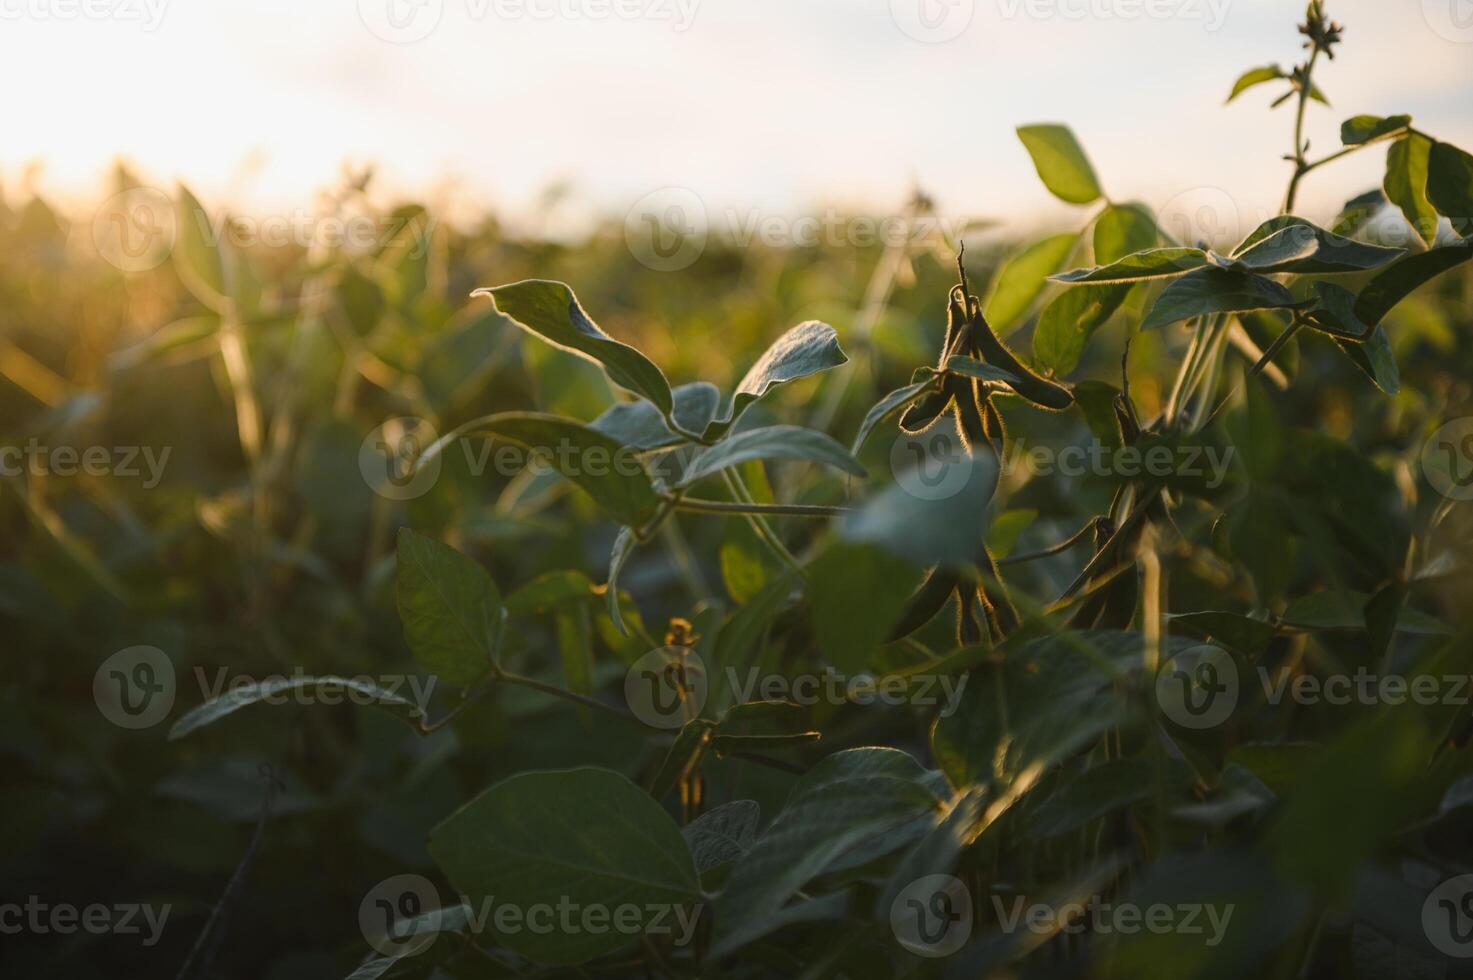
[3,0,1471,236]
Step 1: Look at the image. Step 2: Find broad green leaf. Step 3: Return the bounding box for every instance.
[1141,268,1296,331]
[1309,281,1401,394]
[986,508,1038,558]
[1168,610,1278,654]
[475,280,674,416]
[1330,189,1386,238]
[678,425,865,487]
[1228,217,1404,273]
[169,676,425,740]
[554,604,594,709]
[943,355,1021,386]
[1023,759,1158,840]
[717,699,810,736]
[396,528,502,687]
[1353,242,1473,327]
[809,542,925,674]
[709,571,799,710]
[1340,114,1411,146]
[428,768,700,965]
[850,375,941,454]
[173,184,227,312]
[649,719,714,800]
[840,441,998,568]
[710,748,944,958]
[876,786,989,913]
[1426,140,1473,236]
[982,233,1077,333]
[1094,203,1159,264]
[1051,247,1207,284]
[606,526,637,635]
[702,321,847,440]
[1032,283,1130,376]
[1016,124,1103,205]
[1341,329,1399,395]
[590,382,720,450]
[1384,134,1439,247]
[718,461,780,604]
[1281,591,1452,635]
[682,799,760,874]
[931,631,1180,789]
[1226,64,1285,103]
[505,569,595,616]
[422,412,662,526]
[348,905,476,980]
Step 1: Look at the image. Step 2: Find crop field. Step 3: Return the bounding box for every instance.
[4,2,1473,978]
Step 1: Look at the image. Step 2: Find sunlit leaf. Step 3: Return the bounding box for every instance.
[1016,124,1103,205]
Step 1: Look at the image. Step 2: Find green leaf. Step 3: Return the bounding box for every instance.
[1340,114,1411,146]
[876,786,989,912]
[173,184,228,312]
[682,799,760,874]
[710,748,944,958]
[1228,217,1404,274]
[606,526,638,635]
[1307,282,1400,393]
[590,382,720,450]
[1341,330,1400,395]
[1226,64,1285,103]
[1168,611,1279,654]
[809,542,925,674]
[1281,591,1452,635]
[1032,283,1130,376]
[1353,242,1473,327]
[702,321,847,440]
[983,233,1078,333]
[1141,268,1296,331]
[649,719,715,800]
[1330,189,1386,237]
[1051,247,1207,284]
[850,375,942,454]
[1016,124,1104,205]
[1094,203,1159,264]
[839,444,998,568]
[678,425,865,488]
[505,569,595,616]
[1384,134,1439,247]
[428,768,701,965]
[422,412,662,526]
[475,280,674,416]
[1427,140,1473,236]
[1023,759,1157,840]
[169,676,425,740]
[396,528,503,687]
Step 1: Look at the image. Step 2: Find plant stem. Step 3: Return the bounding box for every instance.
[997,517,1102,566]
[497,670,646,727]
[720,469,807,576]
[671,496,853,518]
[1282,46,1321,214]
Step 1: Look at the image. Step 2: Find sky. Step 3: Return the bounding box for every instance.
[2,0,1472,238]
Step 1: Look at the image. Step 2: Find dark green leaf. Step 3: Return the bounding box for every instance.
[983,233,1078,333]
[396,528,502,687]
[590,382,720,450]
[1229,217,1404,274]
[169,676,425,740]
[1353,242,1473,327]
[1052,247,1207,284]
[679,425,864,487]
[851,375,942,454]
[682,799,760,874]
[1426,140,1473,236]
[702,321,847,440]
[1094,203,1159,264]
[1384,134,1439,247]
[1226,64,1285,103]
[1340,114,1411,146]
[1032,283,1129,376]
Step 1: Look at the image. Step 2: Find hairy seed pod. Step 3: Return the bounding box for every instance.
[965,297,1075,411]
[955,582,984,647]
[976,546,1019,638]
[888,566,958,640]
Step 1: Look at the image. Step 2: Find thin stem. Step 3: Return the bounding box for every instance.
[671,496,854,518]
[1283,46,1321,214]
[997,517,1102,566]
[721,468,806,576]
[497,670,646,727]
[1246,312,1306,380]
